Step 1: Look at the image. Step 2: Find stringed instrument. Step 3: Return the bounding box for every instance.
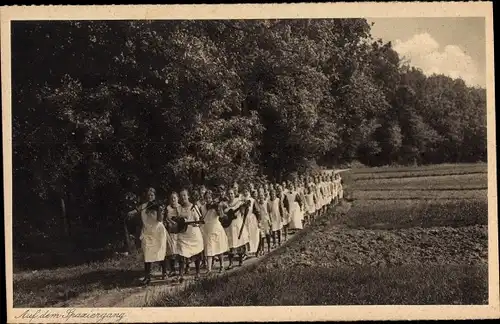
[167,216,205,234]
[219,199,251,228]
[165,204,205,234]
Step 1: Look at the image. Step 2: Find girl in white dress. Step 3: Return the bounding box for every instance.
[304,185,316,223]
[335,173,344,200]
[127,188,167,285]
[195,186,207,269]
[319,176,326,214]
[176,189,205,281]
[242,187,260,255]
[314,176,323,216]
[328,175,335,206]
[254,191,272,256]
[164,192,181,278]
[267,188,283,247]
[276,184,289,241]
[263,182,271,201]
[233,181,244,201]
[200,189,228,273]
[222,189,250,269]
[323,175,331,207]
[296,179,306,227]
[286,182,304,231]
[329,175,335,206]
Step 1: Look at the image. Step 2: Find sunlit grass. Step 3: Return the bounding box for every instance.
[150,264,487,306]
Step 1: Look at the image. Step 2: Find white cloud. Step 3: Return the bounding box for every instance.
[394,33,480,87]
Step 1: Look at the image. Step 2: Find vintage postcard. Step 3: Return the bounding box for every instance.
[2,2,498,323]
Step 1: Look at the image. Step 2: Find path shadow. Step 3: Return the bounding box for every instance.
[14,268,145,307]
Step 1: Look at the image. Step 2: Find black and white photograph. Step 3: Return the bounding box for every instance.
[2,2,498,323]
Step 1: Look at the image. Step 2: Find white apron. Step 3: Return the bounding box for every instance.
[315,186,323,210]
[306,193,316,214]
[255,201,271,237]
[331,182,337,201]
[201,205,229,257]
[338,179,344,199]
[279,192,290,226]
[243,198,260,253]
[224,200,250,249]
[286,192,303,230]
[176,203,204,258]
[165,205,180,256]
[140,204,167,263]
[268,198,283,231]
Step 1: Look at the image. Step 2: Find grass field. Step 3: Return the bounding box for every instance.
[151,163,489,306]
[13,163,489,307]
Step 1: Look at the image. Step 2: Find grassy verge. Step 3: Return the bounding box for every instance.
[150,264,487,306]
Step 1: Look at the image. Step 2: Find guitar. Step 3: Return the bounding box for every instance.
[165,204,205,234]
[167,216,205,234]
[219,199,251,229]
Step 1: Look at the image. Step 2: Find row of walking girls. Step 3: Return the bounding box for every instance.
[127,172,344,285]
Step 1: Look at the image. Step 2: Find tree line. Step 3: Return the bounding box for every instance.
[11,19,486,259]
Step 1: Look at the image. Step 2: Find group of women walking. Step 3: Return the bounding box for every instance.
[127,172,344,285]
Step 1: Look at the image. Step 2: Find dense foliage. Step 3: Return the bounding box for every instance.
[12,20,486,256]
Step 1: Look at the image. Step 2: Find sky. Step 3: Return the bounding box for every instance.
[367,18,486,88]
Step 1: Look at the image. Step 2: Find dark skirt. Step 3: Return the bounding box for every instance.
[229,244,247,255]
[177,251,203,262]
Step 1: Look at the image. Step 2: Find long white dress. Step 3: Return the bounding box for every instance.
[165,205,179,256]
[267,198,283,232]
[297,187,306,220]
[279,191,290,226]
[325,182,331,204]
[243,197,260,253]
[254,201,271,237]
[322,182,328,207]
[140,204,168,263]
[200,204,229,257]
[305,192,316,215]
[286,191,303,230]
[315,185,322,211]
[330,181,337,202]
[176,203,204,258]
[224,200,250,250]
[338,178,344,199]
